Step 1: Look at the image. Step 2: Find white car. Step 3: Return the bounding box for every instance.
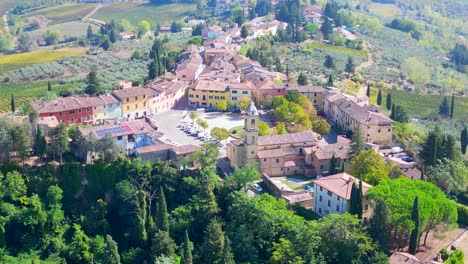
[252,183,263,193]
[391,147,403,154]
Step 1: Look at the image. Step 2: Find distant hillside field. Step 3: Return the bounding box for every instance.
[369,88,468,122]
[0,49,86,74]
[24,3,97,25]
[91,2,196,26]
[368,3,401,17]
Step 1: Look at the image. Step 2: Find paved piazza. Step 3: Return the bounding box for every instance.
[153,110,244,147]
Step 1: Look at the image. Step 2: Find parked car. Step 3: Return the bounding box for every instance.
[401,156,414,162]
[252,183,263,193]
[391,147,403,154]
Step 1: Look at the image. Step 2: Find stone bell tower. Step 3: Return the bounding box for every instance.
[244,101,259,165]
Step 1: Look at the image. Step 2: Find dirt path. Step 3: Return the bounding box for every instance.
[416,227,468,262]
[2,14,10,34]
[356,41,375,97]
[83,3,106,26]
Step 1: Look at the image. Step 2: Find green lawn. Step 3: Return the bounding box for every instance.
[24,3,96,25]
[303,42,368,59]
[0,49,85,75]
[92,2,196,26]
[369,87,468,122]
[30,21,99,39]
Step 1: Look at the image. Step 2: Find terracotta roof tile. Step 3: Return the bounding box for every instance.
[312,173,372,200]
[258,131,318,146]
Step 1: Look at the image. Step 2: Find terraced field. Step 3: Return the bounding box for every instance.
[24,3,96,25]
[92,2,195,26]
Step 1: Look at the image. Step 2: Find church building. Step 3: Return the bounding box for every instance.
[227,102,321,177]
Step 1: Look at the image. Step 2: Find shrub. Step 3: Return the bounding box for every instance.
[456,203,468,226]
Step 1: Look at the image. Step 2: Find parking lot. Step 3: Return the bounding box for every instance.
[154,110,244,148]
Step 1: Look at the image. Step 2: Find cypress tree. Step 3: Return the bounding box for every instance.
[47,81,52,92]
[34,125,47,158]
[85,68,101,95]
[182,230,193,264]
[450,92,455,119]
[366,83,370,97]
[297,72,308,85]
[368,199,392,254]
[390,104,396,120]
[439,97,450,116]
[324,55,335,69]
[156,187,169,232]
[408,196,420,254]
[349,183,359,216]
[327,74,334,87]
[87,25,93,39]
[286,64,289,78]
[241,25,248,38]
[386,93,392,111]
[440,134,457,161]
[104,235,120,264]
[223,235,235,264]
[376,89,382,106]
[109,29,117,43]
[420,126,442,166]
[357,177,363,219]
[461,127,468,155]
[329,154,337,175]
[201,219,225,264]
[10,94,15,113]
[345,57,355,74]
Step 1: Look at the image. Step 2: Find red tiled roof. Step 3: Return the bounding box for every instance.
[112,88,153,100]
[257,148,284,158]
[136,143,173,154]
[171,144,200,155]
[312,173,372,200]
[258,131,318,146]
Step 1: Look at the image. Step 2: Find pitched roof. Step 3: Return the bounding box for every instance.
[78,119,162,139]
[312,173,372,200]
[112,88,153,100]
[307,140,351,160]
[257,148,284,159]
[171,144,200,155]
[258,131,318,146]
[137,143,173,154]
[282,190,313,204]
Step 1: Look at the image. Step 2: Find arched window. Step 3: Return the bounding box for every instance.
[251,119,256,129]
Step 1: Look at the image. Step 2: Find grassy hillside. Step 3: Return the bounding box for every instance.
[369,88,468,122]
[24,3,96,25]
[0,49,85,74]
[92,2,196,26]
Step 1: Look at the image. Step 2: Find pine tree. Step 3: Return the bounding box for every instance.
[368,199,392,254]
[85,68,101,95]
[182,230,193,264]
[329,154,337,175]
[297,72,308,85]
[366,83,370,97]
[408,196,420,254]
[87,25,93,39]
[345,57,355,74]
[201,219,225,264]
[151,230,176,257]
[156,187,169,232]
[386,93,392,111]
[324,55,335,69]
[223,235,235,264]
[450,92,455,119]
[10,94,15,113]
[327,74,334,86]
[241,25,248,38]
[376,89,382,106]
[34,125,47,158]
[439,96,450,116]
[390,104,396,120]
[47,81,52,92]
[461,127,468,155]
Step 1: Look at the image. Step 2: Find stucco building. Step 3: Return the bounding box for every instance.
[312,173,372,219]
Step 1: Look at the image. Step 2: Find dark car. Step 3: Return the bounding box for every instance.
[401,156,414,162]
